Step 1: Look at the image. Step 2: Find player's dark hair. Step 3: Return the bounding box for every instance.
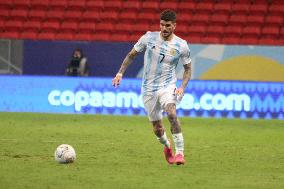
[160,9,176,22]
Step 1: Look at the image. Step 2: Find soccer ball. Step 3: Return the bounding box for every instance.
[54,144,76,163]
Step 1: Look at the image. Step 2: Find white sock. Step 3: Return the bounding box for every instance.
[157,132,170,148]
[173,133,184,155]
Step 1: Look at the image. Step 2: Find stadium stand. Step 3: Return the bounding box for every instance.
[0,0,283,45]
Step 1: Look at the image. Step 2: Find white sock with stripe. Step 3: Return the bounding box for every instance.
[173,133,184,155]
[157,132,170,148]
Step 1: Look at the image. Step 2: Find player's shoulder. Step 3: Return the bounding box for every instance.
[144,31,160,39]
[173,34,189,47]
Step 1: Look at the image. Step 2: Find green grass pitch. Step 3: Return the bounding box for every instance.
[0,112,283,189]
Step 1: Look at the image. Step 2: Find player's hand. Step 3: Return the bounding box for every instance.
[112,73,122,88]
[175,87,184,101]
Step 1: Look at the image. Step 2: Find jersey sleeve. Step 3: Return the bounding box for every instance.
[179,42,191,65]
[133,32,149,52]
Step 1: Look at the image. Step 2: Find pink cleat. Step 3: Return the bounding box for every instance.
[175,153,185,165]
[163,142,175,164]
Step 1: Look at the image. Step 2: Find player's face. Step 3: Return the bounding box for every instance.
[160,20,176,39]
[73,51,81,58]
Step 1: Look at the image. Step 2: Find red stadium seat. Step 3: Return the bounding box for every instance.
[231,3,250,15]
[210,13,229,25]
[258,38,277,45]
[0,30,20,39]
[178,13,193,24]
[132,22,150,33]
[268,4,284,15]
[13,0,31,9]
[20,31,37,40]
[265,15,283,26]
[207,25,225,35]
[22,20,41,32]
[86,0,104,11]
[76,21,96,41]
[60,21,78,32]
[74,33,92,41]
[129,33,141,42]
[0,0,12,9]
[78,22,96,32]
[214,2,232,14]
[4,21,23,37]
[49,0,67,10]
[110,33,129,42]
[119,12,137,22]
[239,36,258,45]
[184,34,201,43]
[201,34,221,44]
[82,11,100,22]
[114,23,133,32]
[38,31,55,40]
[55,31,74,41]
[246,15,265,26]
[0,19,4,27]
[30,0,49,10]
[28,9,46,21]
[41,20,60,32]
[249,3,268,15]
[95,22,114,32]
[100,11,119,21]
[160,2,178,10]
[224,25,242,37]
[221,36,240,44]
[104,1,122,11]
[187,24,207,35]
[279,27,284,37]
[229,14,247,25]
[177,2,196,12]
[122,1,141,11]
[261,26,280,39]
[137,12,158,22]
[46,10,64,21]
[192,13,210,24]
[64,10,82,21]
[0,9,9,19]
[10,8,28,20]
[196,2,214,13]
[67,0,86,11]
[141,1,159,12]
[242,26,261,36]
[175,24,189,34]
[242,25,261,44]
[91,31,111,41]
[149,24,159,31]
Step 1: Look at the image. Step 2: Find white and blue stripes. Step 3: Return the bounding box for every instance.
[134,31,191,96]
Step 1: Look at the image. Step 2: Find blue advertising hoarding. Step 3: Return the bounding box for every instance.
[0,75,283,119]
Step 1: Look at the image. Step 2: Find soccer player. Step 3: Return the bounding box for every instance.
[112,10,191,165]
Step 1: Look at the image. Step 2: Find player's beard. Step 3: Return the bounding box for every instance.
[161,30,172,39]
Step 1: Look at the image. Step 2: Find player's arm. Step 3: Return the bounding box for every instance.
[176,63,191,96]
[112,48,139,88]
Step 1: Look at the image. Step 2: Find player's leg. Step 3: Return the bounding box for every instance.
[159,85,185,165]
[151,120,170,148]
[143,94,174,164]
[152,120,175,164]
[165,103,185,165]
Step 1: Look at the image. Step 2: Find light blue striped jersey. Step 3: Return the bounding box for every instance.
[134,31,191,95]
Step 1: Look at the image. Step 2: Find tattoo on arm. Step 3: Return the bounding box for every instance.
[181,64,191,89]
[118,49,138,75]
